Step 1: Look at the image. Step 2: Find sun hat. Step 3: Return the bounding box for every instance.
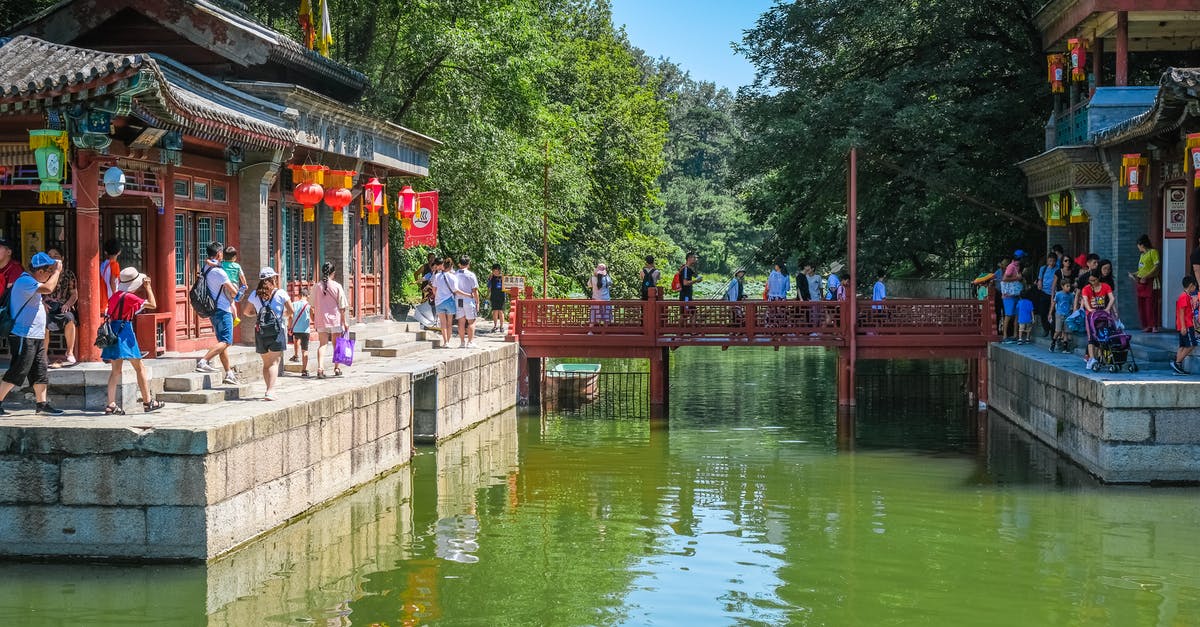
[29,252,55,269]
[259,267,279,280]
[595,263,607,275]
[117,266,145,293]
[734,268,746,275]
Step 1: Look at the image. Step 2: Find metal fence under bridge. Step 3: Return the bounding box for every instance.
[540,370,649,418]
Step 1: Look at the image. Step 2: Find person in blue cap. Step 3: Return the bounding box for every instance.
[0,252,65,415]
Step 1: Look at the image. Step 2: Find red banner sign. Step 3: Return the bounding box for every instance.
[405,190,438,248]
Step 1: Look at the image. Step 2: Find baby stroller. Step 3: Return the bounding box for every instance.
[1086,310,1138,373]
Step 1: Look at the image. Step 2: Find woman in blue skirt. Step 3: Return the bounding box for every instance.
[103,267,164,414]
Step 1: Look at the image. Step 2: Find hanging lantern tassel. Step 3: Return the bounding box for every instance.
[360,194,365,219]
[1121,154,1147,200]
[1068,38,1087,82]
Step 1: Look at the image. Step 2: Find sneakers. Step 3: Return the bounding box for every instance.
[1171,361,1188,375]
[1085,358,1097,370]
[196,359,219,373]
[35,402,64,416]
[1048,340,1058,352]
[263,392,277,401]
[222,373,240,385]
[467,341,479,349]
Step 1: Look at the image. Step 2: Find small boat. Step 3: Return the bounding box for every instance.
[546,363,601,404]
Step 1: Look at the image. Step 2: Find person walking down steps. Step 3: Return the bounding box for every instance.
[243,267,292,400]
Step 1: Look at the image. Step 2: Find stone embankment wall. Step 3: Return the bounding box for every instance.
[990,345,1200,483]
[0,342,519,561]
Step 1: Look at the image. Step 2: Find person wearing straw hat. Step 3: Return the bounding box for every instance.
[102,267,164,415]
[241,267,292,401]
[588,262,613,329]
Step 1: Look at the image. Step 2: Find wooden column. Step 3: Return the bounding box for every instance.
[381,211,390,320]
[649,347,669,410]
[527,357,541,407]
[841,147,859,407]
[1091,36,1103,92]
[1115,11,1129,87]
[157,166,177,352]
[72,155,102,363]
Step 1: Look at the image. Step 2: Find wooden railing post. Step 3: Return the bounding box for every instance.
[646,287,660,346]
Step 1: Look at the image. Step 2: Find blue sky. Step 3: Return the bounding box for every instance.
[610,0,777,91]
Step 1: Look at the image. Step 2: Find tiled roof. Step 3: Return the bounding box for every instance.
[0,36,146,99]
[9,0,366,99]
[0,36,295,149]
[1093,68,1200,146]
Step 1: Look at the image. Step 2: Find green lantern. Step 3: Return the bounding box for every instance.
[29,129,68,205]
[1046,193,1067,226]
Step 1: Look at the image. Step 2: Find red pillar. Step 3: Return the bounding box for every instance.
[977,356,989,405]
[381,212,390,320]
[72,156,101,363]
[649,347,669,409]
[157,166,177,352]
[843,147,858,407]
[1115,11,1129,87]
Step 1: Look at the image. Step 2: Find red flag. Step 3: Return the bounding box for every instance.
[405,190,438,248]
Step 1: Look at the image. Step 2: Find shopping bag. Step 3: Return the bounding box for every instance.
[333,336,355,366]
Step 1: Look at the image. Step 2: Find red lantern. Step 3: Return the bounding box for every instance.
[324,186,352,225]
[293,181,324,222]
[1068,38,1087,82]
[1047,54,1066,94]
[1186,134,1200,189]
[363,177,384,225]
[399,185,416,231]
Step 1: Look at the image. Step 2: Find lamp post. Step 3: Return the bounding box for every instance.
[542,140,549,298]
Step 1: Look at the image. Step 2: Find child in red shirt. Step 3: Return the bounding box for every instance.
[1173,276,1198,375]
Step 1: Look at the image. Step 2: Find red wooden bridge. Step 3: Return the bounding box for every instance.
[514,289,999,409]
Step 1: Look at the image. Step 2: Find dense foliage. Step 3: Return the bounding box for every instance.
[734,0,1050,278]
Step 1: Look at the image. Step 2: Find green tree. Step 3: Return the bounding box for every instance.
[734,0,1049,278]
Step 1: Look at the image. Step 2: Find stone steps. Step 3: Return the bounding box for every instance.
[364,342,436,358]
[157,384,254,404]
[364,332,419,348]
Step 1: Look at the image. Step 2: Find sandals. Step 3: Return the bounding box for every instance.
[333,367,343,377]
[301,370,310,378]
[104,403,125,415]
[143,400,165,413]
[317,370,327,379]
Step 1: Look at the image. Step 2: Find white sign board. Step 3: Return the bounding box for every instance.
[1166,186,1187,235]
[502,275,525,289]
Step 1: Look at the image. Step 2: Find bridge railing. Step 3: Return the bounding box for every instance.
[855,299,988,335]
[656,300,846,345]
[515,294,996,346]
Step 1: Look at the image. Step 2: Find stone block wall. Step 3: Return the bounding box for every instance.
[432,343,518,442]
[0,372,413,560]
[989,344,1200,482]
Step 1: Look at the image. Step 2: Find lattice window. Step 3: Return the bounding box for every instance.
[362,219,379,275]
[174,214,185,285]
[214,217,226,248]
[112,213,143,269]
[284,205,314,282]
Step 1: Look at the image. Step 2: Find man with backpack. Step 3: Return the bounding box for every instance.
[677,251,702,301]
[193,242,239,382]
[0,253,64,415]
[640,255,661,300]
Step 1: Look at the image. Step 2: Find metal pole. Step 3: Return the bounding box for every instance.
[847,146,858,407]
[543,140,550,298]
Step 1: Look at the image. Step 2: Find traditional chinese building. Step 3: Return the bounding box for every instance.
[0,0,438,361]
[1018,1,1200,326]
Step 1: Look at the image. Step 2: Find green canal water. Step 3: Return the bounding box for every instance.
[2,348,1199,626]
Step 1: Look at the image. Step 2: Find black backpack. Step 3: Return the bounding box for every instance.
[255,290,282,337]
[640,268,655,299]
[189,266,217,318]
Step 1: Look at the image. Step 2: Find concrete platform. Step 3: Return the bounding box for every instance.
[989,342,1200,483]
[0,328,517,561]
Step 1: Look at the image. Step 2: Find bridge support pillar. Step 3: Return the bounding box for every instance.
[975,356,988,406]
[649,348,669,411]
[837,350,856,407]
[524,357,542,407]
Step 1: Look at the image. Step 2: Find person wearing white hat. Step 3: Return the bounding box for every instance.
[102,266,163,414]
[241,267,292,401]
[587,262,613,329]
